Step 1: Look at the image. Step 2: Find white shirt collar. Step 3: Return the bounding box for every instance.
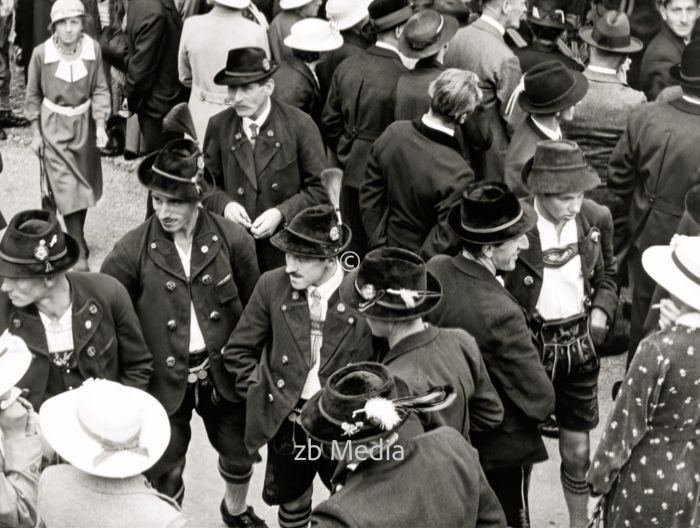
[421,114,455,137]
[375,41,401,56]
[530,116,562,140]
[682,95,700,106]
[676,312,700,328]
[308,261,343,301]
[242,97,272,134]
[480,14,505,36]
[44,34,96,64]
[586,64,618,75]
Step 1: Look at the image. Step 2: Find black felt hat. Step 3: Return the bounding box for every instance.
[527,0,569,29]
[367,0,413,32]
[448,182,537,245]
[270,204,351,258]
[138,139,214,202]
[522,140,601,195]
[398,9,459,59]
[518,60,588,115]
[214,47,279,87]
[670,40,700,88]
[339,247,442,320]
[0,209,80,278]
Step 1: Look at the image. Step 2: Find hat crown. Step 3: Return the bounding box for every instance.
[598,9,631,37]
[224,47,273,76]
[529,0,566,25]
[458,182,524,236]
[0,210,70,272]
[50,0,84,22]
[285,204,344,245]
[522,60,577,107]
[403,9,445,48]
[356,247,428,299]
[368,0,413,31]
[289,18,338,40]
[679,40,700,81]
[531,139,587,171]
[326,0,371,29]
[77,380,143,444]
[152,138,202,180]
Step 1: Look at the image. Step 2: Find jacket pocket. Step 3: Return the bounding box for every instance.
[216,274,239,304]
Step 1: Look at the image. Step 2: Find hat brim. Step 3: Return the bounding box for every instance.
[522,158,601,195]
[642,245,700,313]
[270,224,352,258]
[330,3,371,30]
[283,34,344,52]
[369,5,414,33]
[39,385,171,479]
[527,14,570,30]
[137,151,215,202]
[213,65,279,87]
[398,15,459,59]
[670,63,700,88]
[579,27,643,54]
[0,232,81,278]
[280,0,312,9]
[0,334,32,396]
[212,0,250,8]
[448,200,537,245]
[338,268,442,321]
[518,70,589,115]
[685,185,700,227]
[299,376,413,445]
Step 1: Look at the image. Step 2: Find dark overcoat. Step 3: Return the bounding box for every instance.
[0,272,153,410]
[272,57,322,125]
[504,198,618,322]
[223,267,375,453]
[394,58,443,121]
[382,325,504,441]
[504,117,549,198]
[361,119,473,259]
[100,209,260,415]
[311,426,507,528]
[426,255,555,470]
[639,21,684,101]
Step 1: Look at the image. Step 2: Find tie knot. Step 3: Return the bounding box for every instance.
[249,123,259,139]
[310,288,322,301]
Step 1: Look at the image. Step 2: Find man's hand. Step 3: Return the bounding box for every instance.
[31,133,43,156]
[590,307,609,346]
[251,208,283,239]
[224,201,252,229]
[0,393,37,439]
[657,297,681,330]
[96,126,108,149]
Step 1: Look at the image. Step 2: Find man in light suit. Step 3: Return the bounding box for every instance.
[444,0,527,182]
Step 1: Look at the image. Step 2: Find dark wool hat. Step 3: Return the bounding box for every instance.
[579,10,643,54]
[522,140,601,195]
[270,204,351,258]
[339,247,442,320]
[0,210,80,278]
[367,0,413,32]
[527,0,569,29]
[138,139,214,202]
[670,40,700,89]
[518,61,588,115]
[398,9,459,59]
[448,182,537,245]
[214,47,279,86]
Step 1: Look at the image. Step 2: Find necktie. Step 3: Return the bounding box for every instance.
[249,123,258,149]
[309,288,323,365]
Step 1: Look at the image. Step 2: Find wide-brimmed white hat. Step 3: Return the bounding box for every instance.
[326,0,372,30]
[0,331,32,398]
[40,379,170,479]
[50,0,85,23]
[284,18,344,52]
[280,0,314,10]
[212,0,250,9]
[643,235,700,312]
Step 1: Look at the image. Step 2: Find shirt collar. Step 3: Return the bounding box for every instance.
[44,34,96,64]
[421,113,455,137]
[242,97,271,130]
[480,14,505,36]
[375,41,401,56]
[530,116,562,140]
[676,312,700,328]
[586,64,617,76]
[308,261,343,301]
[682,95,700,106]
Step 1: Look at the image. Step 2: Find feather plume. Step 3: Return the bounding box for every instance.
[357,397,402,431]
[163,103,197,142]
[393,386,457,414]
[320,168,343,225]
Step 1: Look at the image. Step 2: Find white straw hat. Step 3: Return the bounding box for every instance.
[279,0,314,10]
[0,331,32,398]
[284,18,344,52]
[50,0,85,23]
[642,235,700,312]
[325,0,372,30]
[40,379,170,479]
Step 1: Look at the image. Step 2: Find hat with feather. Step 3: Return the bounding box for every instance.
[300,362,455,444]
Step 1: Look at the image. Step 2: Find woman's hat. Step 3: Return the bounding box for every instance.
[50,0,84,24]
[212,0,250,8]
[214,47,278,87]
[527,0,569,29]
[280,0,314,9]
[339,247,442,320]
[137,139,214,202]
[40,379,171,479]
[517,61,588,115]
[270,204,351,258]
[522,140,601,195]
[579,10,643,54]
[643,235,700,312]
[448,182,537,245]
[300,362,455,444]
[0,210,80,278]
[326,0,372,30]
[0,332,32,398]
[284,18,344,52]
[670,40,700,89]
[367,0,414,33]
[398,9,458,59]
[685,184,700,228]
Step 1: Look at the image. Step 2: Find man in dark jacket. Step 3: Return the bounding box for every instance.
[427,182,554,528]
[0,210,153,411]
[101,139,264,527]
[203,47,329,272]
[223,205,375,528]
[126,0,189,152]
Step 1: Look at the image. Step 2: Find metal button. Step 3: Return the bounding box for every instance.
[524,276,534,286]
[281,355,289,365]
[281,304,287,312]
[68,386,73,390]
[201,245,209,254]
[86,346,96,358]
[337,303,346,313]
[648,197,655,204]
[150,242,157,249]
[202,275,212,285]
[266,129,273,137]
[89,304,98,315]
[85,320,92,330]
[291,291,299,300]
[275,142,280,147]
[12,318,20,328]
[271,182,279,191]
[267,393,274,403]
[167,320,177,331]
[210,310,221,321]
[276,379,285,389]
[165,280,176,291]
[66,369,70,374]
[166,356,176,368]
[348,317,355,325]
[212,235,219,242]
[237,187,245,196]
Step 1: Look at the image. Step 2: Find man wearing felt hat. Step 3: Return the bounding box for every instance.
[0,210,152,411]
[203,46,329,273]
[504,140,617,528]
[321,0,414,258]
[301,362,507,527]
[0,332,41,528]
[101,138,262,526]
[426,181,554,528]
[223,205,375,528]
[608,38,700,363]
[505,60,588,197]
[338,246,504,445]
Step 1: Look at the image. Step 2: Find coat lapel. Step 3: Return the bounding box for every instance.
[230,120,258,190]
[7,308,48,357]
[319,292,353,370]
[282,297,312,363]
[146,220,188,281]
[188,213,225,281]
[70,285,103,357]
[518,226,544,280]
[254,103,282,174]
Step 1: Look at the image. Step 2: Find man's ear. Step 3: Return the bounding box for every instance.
[265,78,275,95]
[482,244,494,258]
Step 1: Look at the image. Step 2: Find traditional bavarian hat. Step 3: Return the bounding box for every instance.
[270,204,351,258]
[522,140,601,195]
[213,47,278,87]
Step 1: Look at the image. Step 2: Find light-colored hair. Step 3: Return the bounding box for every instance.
[428,68,483,120]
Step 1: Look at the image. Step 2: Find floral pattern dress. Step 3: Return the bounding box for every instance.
[587,314,700,527]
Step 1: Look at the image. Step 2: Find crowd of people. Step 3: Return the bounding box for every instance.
[0,0,698,526]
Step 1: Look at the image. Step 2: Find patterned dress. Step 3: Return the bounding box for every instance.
[587,314,700,527]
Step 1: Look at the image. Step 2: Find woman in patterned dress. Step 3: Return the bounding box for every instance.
[587,234,700,528]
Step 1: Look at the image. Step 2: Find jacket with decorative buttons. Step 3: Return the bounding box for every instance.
[222,267,376,453]
[0,272,153,410]
[100,208,260,415]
